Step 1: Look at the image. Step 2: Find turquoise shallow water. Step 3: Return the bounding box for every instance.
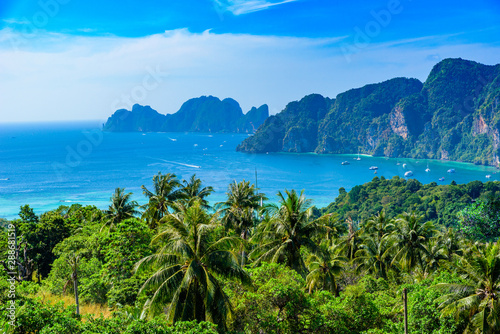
[0,122,498,219]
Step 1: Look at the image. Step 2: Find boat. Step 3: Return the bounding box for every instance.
[404,171,413,177]
[486,175,492,179]
[425,163,430,172]
[439,177,445,181]
[341,161,350,165]
[374,171,377,174]
[447,168,456,173]
[356,152,361,161]
[369,166,378,170]
[402,163,407,168]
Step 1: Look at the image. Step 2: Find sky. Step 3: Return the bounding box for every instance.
[0,0,500,122]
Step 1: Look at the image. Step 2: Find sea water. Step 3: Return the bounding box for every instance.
[0,122,498,219]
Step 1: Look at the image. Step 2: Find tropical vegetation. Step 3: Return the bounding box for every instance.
[1,174,500,333]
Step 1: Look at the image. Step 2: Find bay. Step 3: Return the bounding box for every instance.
[0,121,498,220]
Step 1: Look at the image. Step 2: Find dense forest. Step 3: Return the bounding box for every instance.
[2,174,500,333]
[237,58,500,167]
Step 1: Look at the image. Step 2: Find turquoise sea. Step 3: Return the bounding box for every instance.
[0,122,498,220]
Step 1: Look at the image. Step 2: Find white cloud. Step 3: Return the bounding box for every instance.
[2,18,31,25]
[0,28,499,123]
[213,0,297,15]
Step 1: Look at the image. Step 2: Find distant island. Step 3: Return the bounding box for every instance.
[237,58,500,167]
[103,95,269,133]
[104,58,500,167]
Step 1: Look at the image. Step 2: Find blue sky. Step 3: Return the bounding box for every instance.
[0,0,500,122]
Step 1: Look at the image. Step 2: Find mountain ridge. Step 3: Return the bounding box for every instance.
[103,95,269,133]
[237,58,500,167]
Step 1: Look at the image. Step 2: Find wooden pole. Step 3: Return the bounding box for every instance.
[403,287,408,334]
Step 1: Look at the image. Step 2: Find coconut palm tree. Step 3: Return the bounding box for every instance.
[438,227,464,261]
[306,244,346,296]
[216,180,263,235]
[421,238,447,276]
[361,209,394,242]
[340,217,362,260]
[434,242,500,333]
[216,180,265,266]
[179,174,213,209]
[387,211,436,272]
[135,200,251,331]
[101,188,139,231]
[250,189,329,277]
[63,254,81,315]
[141,172,183,229]
[354,236,393,279]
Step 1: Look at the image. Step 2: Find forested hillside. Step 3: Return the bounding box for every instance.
[238,58,500,166]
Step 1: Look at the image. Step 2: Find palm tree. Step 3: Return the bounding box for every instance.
[141,172,183,229]
[361,209,394,242]
[340,217,362,260]
[216,180,263,235]
[421,238,447,277]
[387,211,436,272]
[101,188,139,231]
[435,242,500,333]
[63,254,81,315]
[306,244,346,296]
[216,180,265,266]
[354,236,393,279]
[135,200,251,331]
[250,189,328,277]
[438,227,464,261]
[180,174,213,209]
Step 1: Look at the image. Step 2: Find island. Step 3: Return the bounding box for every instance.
[103,95,269,134]
[237,58,500,167]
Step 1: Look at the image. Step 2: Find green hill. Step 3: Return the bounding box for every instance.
[321,176,500,227]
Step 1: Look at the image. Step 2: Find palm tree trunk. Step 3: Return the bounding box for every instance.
[403,287,408,334]
[73,272,80,316]
[241,229,248,267]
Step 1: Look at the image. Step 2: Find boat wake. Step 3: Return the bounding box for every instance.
[147,157,201,169]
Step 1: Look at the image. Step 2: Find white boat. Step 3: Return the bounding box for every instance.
[447,168,456,173]
[369,166,378,170]
[439,177,445,181]
[486,175,492,179]
[356,151,361,161]
[425,163,430,172]
[404,171,413,177]
[341,161,350,165]
[402,163,407,168]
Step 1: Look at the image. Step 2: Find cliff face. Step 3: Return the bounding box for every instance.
[103,96,269,133]
[237,58,500,166]
[236,94,333,153]
[103,105,168,132]
[236,104,269,133]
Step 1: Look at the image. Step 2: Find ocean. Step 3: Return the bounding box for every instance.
[0,121,498,220]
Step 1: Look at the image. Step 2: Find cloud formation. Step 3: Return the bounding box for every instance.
[213,0,297,15]
[0,28,499,123]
